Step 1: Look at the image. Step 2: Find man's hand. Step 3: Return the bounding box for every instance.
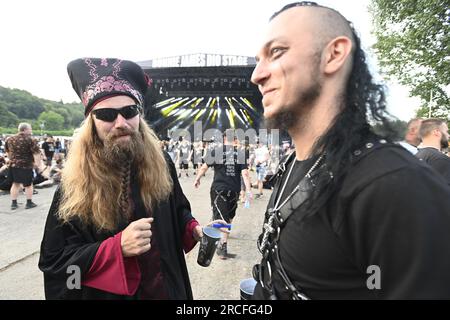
[192,225,203,241]
[194,178,201,188]
[121,217,153,257]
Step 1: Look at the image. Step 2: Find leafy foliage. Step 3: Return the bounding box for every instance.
[370,0,450,120]
[372,119,407,141]
[0,85,84,130]
[0,101,19,127]
[38,111,65,131]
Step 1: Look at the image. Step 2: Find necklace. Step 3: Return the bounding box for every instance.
[258,153,324,254]
[273,155,297,210]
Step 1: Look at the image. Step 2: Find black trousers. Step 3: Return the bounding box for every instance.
[210,189,239,223]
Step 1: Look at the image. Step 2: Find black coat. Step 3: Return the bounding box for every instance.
[39,156,195,300]
[253,144,450,299]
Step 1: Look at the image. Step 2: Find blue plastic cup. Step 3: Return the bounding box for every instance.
[240,278,257,300]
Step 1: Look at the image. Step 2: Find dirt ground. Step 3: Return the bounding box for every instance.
[178,170,267,300]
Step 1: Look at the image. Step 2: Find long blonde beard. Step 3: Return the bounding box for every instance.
[58,116,173,232]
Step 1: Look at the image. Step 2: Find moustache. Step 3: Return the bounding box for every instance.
[108,128,136,140]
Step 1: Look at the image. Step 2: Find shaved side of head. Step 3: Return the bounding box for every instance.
[312,7,355,51]
[272,5,356,72]
[271,4,354,47]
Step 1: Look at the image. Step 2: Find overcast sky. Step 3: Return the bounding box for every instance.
[0,0,421,121]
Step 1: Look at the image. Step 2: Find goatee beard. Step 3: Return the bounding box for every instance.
[101,127,145,168]
[264,80,321,131]
[264,110,298,131]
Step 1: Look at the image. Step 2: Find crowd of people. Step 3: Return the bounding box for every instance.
[0,130,71,205]
[159,136,294,192]
[0,123,294,207]
[400,118,450,184]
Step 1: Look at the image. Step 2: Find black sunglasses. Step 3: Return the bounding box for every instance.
[91,105,141,122]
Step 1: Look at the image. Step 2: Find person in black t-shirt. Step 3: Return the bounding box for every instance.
[249,2,450,300]
[194,132,252,259]
[416,118,450,185]
[54,138,62,155]
[41,136,55,167]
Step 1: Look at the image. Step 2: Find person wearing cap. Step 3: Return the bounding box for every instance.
[250,2,450,299]
[38,58,224,300]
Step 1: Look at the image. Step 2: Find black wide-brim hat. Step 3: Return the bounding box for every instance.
[67,58,151,116]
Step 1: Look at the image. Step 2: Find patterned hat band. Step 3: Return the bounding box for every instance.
[82,76,144,115]
[67,58,149,116]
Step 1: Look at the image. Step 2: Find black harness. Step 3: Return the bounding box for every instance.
[253,152,330,300]
[253,140,394,300]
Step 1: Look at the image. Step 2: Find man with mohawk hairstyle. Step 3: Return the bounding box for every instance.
[250,2,450,300]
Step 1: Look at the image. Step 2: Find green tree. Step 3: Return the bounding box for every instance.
[370,0,450,119]
[4,89,45,119]
[0,102,19,127]
[64,103,85,127]
[372,119,407,141]
[70,111,84,127]
[54,108,71,127]
[38,111,65,131]
[42,100,84,128]
[1,86,85,129]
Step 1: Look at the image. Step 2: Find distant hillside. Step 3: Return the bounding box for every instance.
[0,86,84,130]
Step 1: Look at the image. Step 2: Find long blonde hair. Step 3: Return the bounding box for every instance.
[58,115,173,232]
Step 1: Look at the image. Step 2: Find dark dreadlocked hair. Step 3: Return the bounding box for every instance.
[271,2,396,214]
